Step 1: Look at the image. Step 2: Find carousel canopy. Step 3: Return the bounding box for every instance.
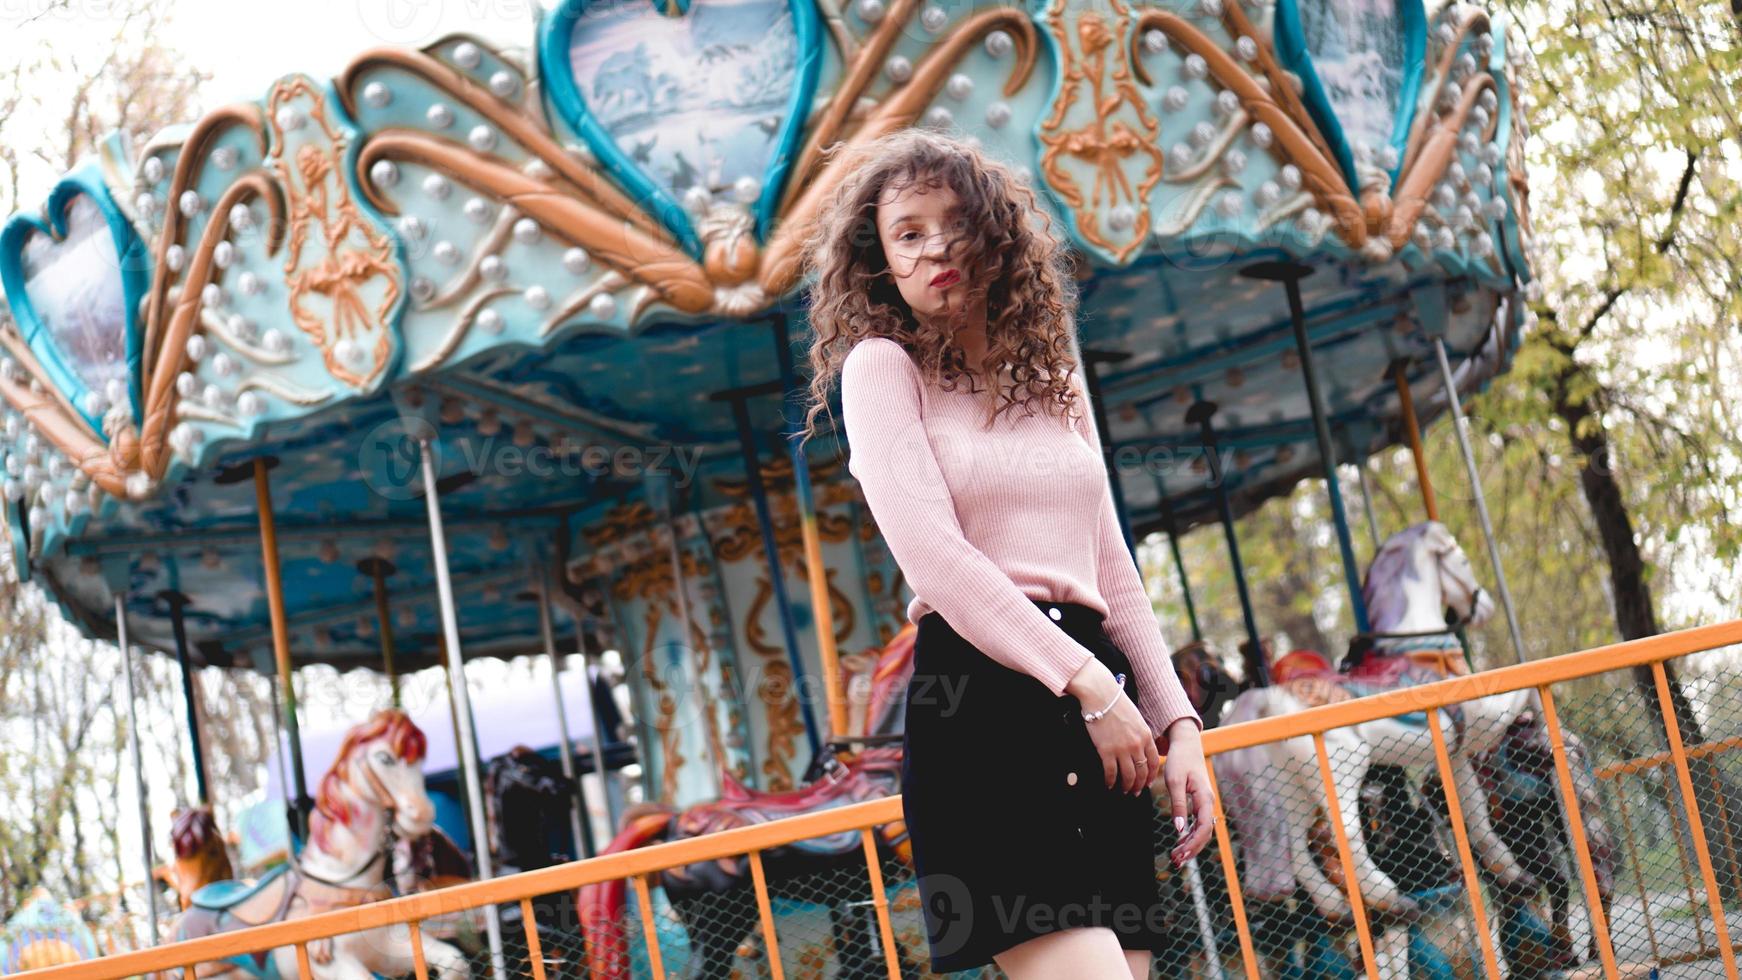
[0,0,1535,670]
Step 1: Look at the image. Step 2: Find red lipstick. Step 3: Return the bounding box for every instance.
[930,268,960,288]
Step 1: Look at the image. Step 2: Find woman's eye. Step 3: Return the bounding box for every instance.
[373,750,395,766]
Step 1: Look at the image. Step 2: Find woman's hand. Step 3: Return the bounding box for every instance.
[1159,719,1216,866]
[1067,663,1158,795]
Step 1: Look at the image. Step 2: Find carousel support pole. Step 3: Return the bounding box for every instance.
[1154,483,1203,645]
[358,558,400,708]
[1390,358,1440,522]
[162,590,210,806]
[1185,401,1267,686]
[114,591,160,945]
[534,557,592,855]
[656,475,725,797]
[713,381,824,760]
[416,436,506,980]
[1242,261,1371,635]
[773,315,847,742]
[1433,338,1526,664]
[1354,458,1383,554]
[251,457,311,838]
[1080,349,1137,553]
[581,643,615,851]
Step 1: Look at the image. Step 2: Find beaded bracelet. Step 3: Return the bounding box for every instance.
[1082,673,1126,723]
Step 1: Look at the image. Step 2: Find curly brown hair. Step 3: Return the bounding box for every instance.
[795,129,1090,450]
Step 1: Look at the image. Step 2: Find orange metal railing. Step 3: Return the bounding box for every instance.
[12,619,1742,980]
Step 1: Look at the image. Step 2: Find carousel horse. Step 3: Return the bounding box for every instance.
[391,823,487,953]
[487,745,580,875]
[1219,521,1536,934]
[486,744,584,953]
[164,806,236,911]
[576,624,921,980]
[157,709,470,980]
[1172,640,1243,728]
[1424,710,1616,977]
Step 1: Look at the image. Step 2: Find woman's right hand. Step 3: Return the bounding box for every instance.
[1066,662,1159,795]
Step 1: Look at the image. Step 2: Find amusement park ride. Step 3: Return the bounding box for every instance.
[15,0,1713,976]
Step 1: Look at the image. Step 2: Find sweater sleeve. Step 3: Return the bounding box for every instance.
[840,338,1098,697]
[1070,371,1204,750]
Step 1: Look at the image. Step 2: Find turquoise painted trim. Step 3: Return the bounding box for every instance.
[1487,12,1532,287]
[0,164,149,433]
[536,0,822,255]
[4,498,26,581]
[1272,0,1426,192]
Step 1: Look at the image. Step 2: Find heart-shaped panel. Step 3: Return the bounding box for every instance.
[0,169,149,433]
[538,0,822,256]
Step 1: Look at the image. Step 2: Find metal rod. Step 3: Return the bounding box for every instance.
[536,558,590,855]
[1081,355,1137,554]
[1652,661,1740,979]
[1183,857,1228,980]
[1354,457,1383,554]
[726,394,823,759]
[582,645,616,849]
[774,315,848,742]
[658,477,724,796]
[365,560,400,707]
[407,920,430,980]
[1432,337,1526,664]
[519,897,548,980]
[1186,401,1267,684]
[164,592,209,805]
[417,436,506,980]
[1203,760,1259,977]
[1424,706,1502,977]
[1273,267,1370,634]
[1392,361,1439,521]
[1612,784,1664,962]
[1311,732,1379,979]
[116,592,160,946]
[1537,685,1622,979]
[253,458,310,837]
[747,850,786,978]
[856,828,903,980]
[1157,487,1202,644]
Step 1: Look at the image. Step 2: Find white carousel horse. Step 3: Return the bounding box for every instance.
[1219,521,1535,929]
[161,708,470,980]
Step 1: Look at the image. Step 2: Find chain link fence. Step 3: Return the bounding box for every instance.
[28,629,1742,980]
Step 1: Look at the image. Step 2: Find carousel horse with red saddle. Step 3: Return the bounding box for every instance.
[1215,521,1547,978]
[577,626,919,980]
[152,709,472,980]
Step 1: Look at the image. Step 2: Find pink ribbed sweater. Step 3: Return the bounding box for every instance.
[840,337,1201,746]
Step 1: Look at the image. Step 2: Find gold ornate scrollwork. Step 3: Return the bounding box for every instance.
[1038,0,1166,264]
[1130,10,1366,249]
[270,78,401,390]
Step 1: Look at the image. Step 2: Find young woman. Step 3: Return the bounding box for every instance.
[796,129,1217,978]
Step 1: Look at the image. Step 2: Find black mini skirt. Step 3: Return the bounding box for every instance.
[899,598,1170,973]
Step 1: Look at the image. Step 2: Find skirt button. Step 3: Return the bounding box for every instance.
[1066,771,1077,786]
[1048,606,1062,621]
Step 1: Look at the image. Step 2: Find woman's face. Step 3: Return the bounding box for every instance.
[875,173,971,326]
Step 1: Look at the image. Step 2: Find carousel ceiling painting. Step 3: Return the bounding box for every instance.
[0,0,1535,801]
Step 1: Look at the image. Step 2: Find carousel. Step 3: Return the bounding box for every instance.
[0,0,1570,975]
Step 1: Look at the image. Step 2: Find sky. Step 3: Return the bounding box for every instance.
[0,0,552,203]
